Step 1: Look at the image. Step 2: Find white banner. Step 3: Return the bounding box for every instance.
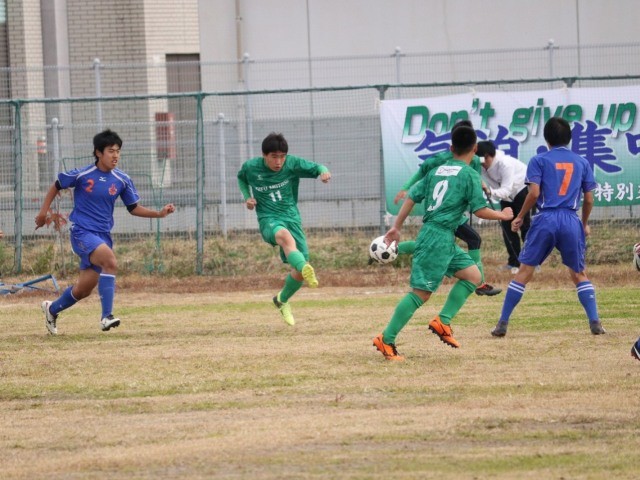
[380,85,640,213]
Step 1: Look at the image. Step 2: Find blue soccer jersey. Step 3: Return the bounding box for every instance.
[525,146,597,210]
[58,165,140,233]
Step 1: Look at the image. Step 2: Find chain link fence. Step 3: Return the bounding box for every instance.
[2,75,640,277]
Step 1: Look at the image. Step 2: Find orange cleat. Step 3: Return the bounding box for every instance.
[372,333,405,361]
[428,316,460,348]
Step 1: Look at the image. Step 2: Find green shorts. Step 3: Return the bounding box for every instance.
[410,224,476,292]
[259,218,309,264]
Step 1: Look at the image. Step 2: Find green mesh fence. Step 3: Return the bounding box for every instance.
[1,78,639,277]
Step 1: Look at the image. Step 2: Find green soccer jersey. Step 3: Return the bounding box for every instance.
[408,158,486,231]
[237,155,327,222]
[400,151,482,190]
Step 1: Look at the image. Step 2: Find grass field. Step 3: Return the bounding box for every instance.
[1,266,639,479]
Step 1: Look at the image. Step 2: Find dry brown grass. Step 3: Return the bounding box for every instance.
[1,271,640,479]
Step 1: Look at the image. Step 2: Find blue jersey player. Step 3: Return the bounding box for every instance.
[491,117,605,337]
[35,129,176,335]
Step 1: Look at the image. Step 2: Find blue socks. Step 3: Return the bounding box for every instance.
[576,281,599,322]
[50,286,78,315]
[98,274,116,318]
[499,280,526,323]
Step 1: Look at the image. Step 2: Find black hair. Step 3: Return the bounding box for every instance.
[451,125,477,155]
[475,140,496,157]
[93,129,123,163]
[451,119,473,131]
[262,132,289,155]
[543,117,572,147]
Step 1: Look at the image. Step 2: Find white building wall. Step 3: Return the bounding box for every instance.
[198,0,640,63]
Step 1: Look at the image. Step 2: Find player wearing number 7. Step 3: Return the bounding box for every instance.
[491,117,605,337]
[372,125,513,360]
[237,132,331,326]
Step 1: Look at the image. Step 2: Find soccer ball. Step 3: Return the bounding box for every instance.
[633,243,640,271]
[369,235,398,264]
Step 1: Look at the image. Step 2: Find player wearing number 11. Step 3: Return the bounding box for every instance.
[237,133,331,326]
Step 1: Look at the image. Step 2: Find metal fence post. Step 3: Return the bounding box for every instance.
[545,39,558,77]
[242,53,254,158]
[378,86,388,235]
[50,117,66,276]
[93,58,103,130]
[217,113,229,240]
[195,94,205,274]
[393,47,403,98]
[13,101,22,273]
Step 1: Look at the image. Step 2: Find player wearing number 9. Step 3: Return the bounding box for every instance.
[372,125,513,360]
[237,132,331,326]
[491,117,605,338]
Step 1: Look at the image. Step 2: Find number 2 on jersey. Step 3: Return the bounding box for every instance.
[426,180,448,211]
[269,190,283,202]
[555,163,574,196]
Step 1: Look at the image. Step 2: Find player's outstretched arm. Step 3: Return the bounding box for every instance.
[35,182,61,230]
[385,197,415,245]
[129,203,176,218]
[474,206,514,222]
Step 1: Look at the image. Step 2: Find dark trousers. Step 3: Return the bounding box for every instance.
[500,187,531,267]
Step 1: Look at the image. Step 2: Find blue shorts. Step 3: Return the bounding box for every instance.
[519,209,586,272]
[70,226,112,272]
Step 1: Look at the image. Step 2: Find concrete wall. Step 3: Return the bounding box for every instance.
[199,0,640,64]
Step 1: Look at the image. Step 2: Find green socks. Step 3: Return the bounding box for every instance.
[286,250,307,272]
[279,274,303,303]
[383,292,424,344]
[439,280,476,325]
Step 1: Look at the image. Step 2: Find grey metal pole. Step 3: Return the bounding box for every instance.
[242,53,254,158]
[93,58,103,130]
[196,95,205,274]
[394,46,403,98]
[378,86,388,235]
[51,118,61,178]
[217,113,228,240]
[546,39,558,78]
[50,117,66,276]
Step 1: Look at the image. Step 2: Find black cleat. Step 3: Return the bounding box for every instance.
[475,283,502,296]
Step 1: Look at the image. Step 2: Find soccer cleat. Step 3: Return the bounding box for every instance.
[631,337,640,361]
[428,316,460,348]
[491,321,509,337]
[301,263,319,288]
[41,300,58,335]
[273,294,295,326]
[372,333,404,361]
[475,283,502,296]
[100,314,121,331]
[589,321,606,335]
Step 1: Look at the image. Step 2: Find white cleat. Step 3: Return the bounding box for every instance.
[41,300,58,335]
[100,314,121,331]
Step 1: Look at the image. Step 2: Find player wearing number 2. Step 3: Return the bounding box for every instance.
[373,125,513,360]
[36,129,176,335]
[237,132,331,326]
[491,117,605,337]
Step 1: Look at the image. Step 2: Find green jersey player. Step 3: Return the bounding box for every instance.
[373,125,513,361]
[392,120,501,297]
[237,132,331,326]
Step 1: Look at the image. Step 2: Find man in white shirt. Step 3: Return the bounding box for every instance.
[476,141,530,272]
